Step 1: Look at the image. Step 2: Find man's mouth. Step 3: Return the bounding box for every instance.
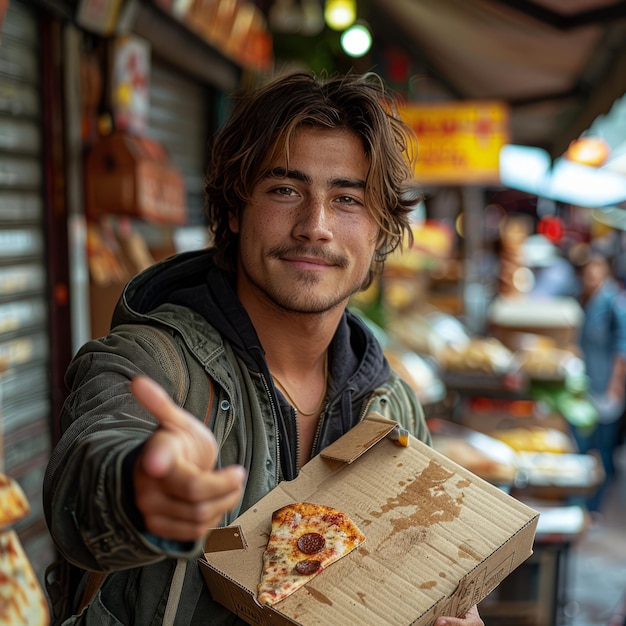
[269,246,347,269]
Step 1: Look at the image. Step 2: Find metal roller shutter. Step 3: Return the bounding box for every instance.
[148,61,212,227]
[0,0,55,578]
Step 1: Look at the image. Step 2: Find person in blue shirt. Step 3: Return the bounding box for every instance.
[574,252,626,512]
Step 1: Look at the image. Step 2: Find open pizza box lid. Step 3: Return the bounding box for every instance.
[199,414,539,625]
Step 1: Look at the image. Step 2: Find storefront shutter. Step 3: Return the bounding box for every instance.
[147,61,212,227]
[0,0,55,578]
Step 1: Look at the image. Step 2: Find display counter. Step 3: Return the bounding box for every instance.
[440,370,529,402]
[480,504,588,626]
[427,392,599,626]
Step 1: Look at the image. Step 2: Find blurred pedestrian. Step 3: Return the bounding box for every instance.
[574,251,626,513]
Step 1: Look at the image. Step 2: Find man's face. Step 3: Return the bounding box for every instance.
[229,127,379,315]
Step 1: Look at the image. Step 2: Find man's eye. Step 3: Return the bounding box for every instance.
[337,195,362,206]
[274,186,296,196]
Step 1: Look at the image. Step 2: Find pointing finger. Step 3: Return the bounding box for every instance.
[131,375,218,472]
[131,376,193,431]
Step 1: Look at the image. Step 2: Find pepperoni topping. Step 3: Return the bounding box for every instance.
[297,532,326,555]
[295,559,322,576]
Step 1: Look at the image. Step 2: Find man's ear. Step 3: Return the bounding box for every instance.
[229,211,240,233]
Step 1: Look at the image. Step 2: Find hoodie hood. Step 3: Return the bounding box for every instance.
[115,249,262,368]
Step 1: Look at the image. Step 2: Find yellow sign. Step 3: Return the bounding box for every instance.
[400,101,509,185]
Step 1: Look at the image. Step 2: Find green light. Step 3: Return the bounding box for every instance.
[341,23,372,57]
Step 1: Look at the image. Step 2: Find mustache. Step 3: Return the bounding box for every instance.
[268,245,349,269]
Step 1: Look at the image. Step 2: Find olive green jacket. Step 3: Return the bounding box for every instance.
[43,250,430,625]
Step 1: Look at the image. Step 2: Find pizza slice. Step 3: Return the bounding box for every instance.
[0,473,30,529]
[0,529,50,625]
[0,474,49,625]
[257,502,366,606]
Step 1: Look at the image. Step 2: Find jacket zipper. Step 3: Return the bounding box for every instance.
[292,408,301,473]
[358,389,382,422]
[309,403,328,458]
[261,373,282,486]
[311,384,383,457]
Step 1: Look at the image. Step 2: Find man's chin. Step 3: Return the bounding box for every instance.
[271,291,349,315]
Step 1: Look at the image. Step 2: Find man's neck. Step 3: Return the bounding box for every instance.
[236,276,347,375]
[251,309,340,377]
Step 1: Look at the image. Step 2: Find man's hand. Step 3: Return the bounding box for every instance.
[434,605,484,626]
[131,375,246,541]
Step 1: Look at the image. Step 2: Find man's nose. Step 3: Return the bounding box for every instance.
[293,196,333,241]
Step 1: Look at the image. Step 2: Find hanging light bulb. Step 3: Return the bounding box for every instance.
[341,22,372,57]
[324,0,356,31]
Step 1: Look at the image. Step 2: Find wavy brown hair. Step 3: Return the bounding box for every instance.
[204,72,418,289]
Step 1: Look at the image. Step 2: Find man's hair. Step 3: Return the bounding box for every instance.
[204,72,418,288]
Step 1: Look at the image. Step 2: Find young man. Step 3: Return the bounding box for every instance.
[44,72,482,625]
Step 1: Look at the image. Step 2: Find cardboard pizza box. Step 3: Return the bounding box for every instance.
[199,414,539,625]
